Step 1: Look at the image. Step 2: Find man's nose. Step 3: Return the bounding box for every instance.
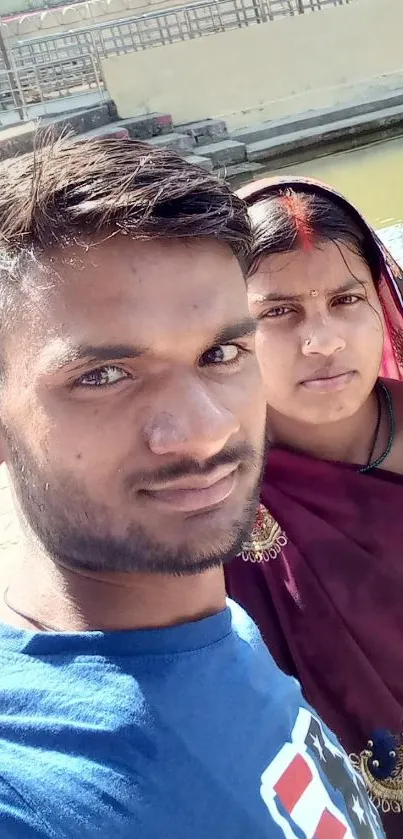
[144,375,240,461]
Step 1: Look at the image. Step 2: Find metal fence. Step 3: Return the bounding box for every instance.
[0,0,353,119]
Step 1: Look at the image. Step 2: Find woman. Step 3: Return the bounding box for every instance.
[225,177,403,836]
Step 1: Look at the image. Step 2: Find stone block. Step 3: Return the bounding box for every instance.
[147,133,193,153]
[195,140,246,166]
[231,122,277,145]
[177,119,228,145]
[39,102,118,137]
[116,113,173,140]
[75,124,130,141]
[183,154,214,171]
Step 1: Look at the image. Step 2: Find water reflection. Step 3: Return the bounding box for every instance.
[266,134,403,265]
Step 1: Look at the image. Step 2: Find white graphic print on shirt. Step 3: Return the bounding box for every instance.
[261,708,381,839]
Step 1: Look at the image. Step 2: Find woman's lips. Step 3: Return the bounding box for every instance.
[301,371,356,392]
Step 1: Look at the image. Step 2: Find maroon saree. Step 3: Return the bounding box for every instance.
[226,178,403,836]
[226,451,403,836]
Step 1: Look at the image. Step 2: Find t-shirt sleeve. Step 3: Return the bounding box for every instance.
[260,689,385,838]
[0,773,53,838]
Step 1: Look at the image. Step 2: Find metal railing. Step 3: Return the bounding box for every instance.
[0,0,353,117]
[13,0,352,66]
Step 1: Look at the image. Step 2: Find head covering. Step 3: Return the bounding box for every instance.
[226,177,403,836]
[238,175,403,380]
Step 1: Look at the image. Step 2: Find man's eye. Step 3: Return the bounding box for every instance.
[76,366,129,387]
[200,344,241,366]
[261,306,293,319]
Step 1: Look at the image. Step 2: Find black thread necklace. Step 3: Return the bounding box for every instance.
[358,381,395,474]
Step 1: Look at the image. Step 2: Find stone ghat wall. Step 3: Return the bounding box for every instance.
[102,0,403,129]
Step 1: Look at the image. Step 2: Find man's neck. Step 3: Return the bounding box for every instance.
[267,390,380,465]
[1,543,227,633]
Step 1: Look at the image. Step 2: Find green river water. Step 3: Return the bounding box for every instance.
[263,134,403,265]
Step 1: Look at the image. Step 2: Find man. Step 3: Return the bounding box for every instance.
[0,137,383,838]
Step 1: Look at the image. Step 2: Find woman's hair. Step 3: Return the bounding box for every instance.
[247,186,382,284]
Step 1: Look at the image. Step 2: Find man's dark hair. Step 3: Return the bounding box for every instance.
[0,136,251,335]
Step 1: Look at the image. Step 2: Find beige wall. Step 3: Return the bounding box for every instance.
[102,0,403,129]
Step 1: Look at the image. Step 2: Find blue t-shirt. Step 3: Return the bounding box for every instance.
[0,600,383,838]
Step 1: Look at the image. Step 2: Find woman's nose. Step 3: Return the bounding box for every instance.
[301,321,346,358]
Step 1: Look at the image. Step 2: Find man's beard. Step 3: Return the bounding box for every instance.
[4,433,264,576]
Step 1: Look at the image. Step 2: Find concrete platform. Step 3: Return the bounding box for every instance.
[196,139,246,166]
[147,133,194,153]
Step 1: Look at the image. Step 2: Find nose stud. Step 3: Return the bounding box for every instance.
[310,289,318,297]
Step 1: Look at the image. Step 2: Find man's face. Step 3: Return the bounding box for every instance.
[1,237,266,574]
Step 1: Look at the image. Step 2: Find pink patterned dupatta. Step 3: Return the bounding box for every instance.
[378,251,403,378]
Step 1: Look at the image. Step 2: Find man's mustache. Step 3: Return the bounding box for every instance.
[123,442,260,492]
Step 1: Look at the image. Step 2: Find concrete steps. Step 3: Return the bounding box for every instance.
[133,93,403,174]
[65,111,174,143]
[5,89,403,176]
[245,102,403,165]
[231,90,403,146]
[144,119,238,170]
[0,102,174,161]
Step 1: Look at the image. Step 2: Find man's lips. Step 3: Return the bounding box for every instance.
[300,370,356,392]
[141,464,240,513]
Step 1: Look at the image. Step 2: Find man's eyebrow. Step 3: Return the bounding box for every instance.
[43,321,257,372]
[45,343,149,372]
[249,279,367,304]
[212,317,257,345]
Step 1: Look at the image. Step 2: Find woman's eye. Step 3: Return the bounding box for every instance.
[335,294,360,306]
[200,344,241,366]
[76,365,129,388]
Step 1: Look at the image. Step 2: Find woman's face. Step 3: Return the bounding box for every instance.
[248,240,385,425]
